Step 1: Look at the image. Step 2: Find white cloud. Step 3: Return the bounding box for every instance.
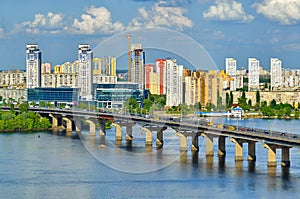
[17,12,65,34]
[203,0,254,22]
[213,30,225,39]
[253,0,300,25]
[72,6,125,34]
[128,2,193,30]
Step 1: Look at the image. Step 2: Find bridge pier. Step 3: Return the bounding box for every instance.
[231,138,243,161]
[248,141,256,161]
[264,144,277,167]
[156,129,164,146]
[191,135,199,151]
[112,123,122,141]
[176,132,187,151]
[281,147,290,167]
[62,117,72,132]
[141,127,153,146]
[86,120,96,136]
[99,120,106,136]
[203,134,214,156]
[126,125,133,141]
[49,114,58,130]
[218,136,226,157]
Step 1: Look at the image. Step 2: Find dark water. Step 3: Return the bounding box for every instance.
[0,119,300,199]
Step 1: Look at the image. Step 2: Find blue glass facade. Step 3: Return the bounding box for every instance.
[27,87,79,103]
[95,83,141,109]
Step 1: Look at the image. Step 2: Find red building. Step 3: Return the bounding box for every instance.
[144,64,154,89]
[156,59,167,95]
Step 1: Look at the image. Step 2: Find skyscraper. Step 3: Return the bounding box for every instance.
[156,59,167,95]
[102,57,116,76]
[225,58,237,91]
[270,58,282,91]
[166,59,183,107]
[248,58,260,91]
[144,64,154,90]
[26,44,41,88]
[78,44,93,100]
[130,44,145,93]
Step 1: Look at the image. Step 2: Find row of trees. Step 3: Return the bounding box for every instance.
[261,100,299,118]
[0,103,51,132]
[234,91,299,118]
[123,94,166,115]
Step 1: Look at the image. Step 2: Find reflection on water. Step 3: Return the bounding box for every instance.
[0,118,300,198]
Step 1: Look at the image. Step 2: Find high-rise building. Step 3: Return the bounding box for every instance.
[184,71,201,106]
[145,64,154,90]
[130,44,145,93]
[166,59,183,107]
[225,58,237,91]
[270,58,282,91]
[26,44,41,88]
[78,44,93,100]
[156,59,167,95]
[149,72,160,95]
[248,58,260,91]
[42,63,52,74]
[102,57,116,76]
[93,58,101,75]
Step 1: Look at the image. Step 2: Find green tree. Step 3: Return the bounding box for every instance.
[229,91,233,107]
[19,103,29,113]
[226,92,230,108]
[179,103,189,116]
[256,91,260,107]
[238,91,249,111]
[248,99,252,107]
[10,104,15,114]
[143,99,153,112]
[39,100,47,107]
[270,99,277,108]
[194,102,201,111]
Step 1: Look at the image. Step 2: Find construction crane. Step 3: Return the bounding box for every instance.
[127,33,132,81]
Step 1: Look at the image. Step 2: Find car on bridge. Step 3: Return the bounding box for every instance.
[228,125,235,130]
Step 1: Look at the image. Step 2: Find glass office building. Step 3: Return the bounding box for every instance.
[27,87,79,104]
[95,82,141,109]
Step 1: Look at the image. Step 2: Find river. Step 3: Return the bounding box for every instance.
[0,118,300,198]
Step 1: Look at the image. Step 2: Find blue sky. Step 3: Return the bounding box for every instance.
[0,0,300,70]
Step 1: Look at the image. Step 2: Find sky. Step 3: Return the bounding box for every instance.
[0,0,300,71]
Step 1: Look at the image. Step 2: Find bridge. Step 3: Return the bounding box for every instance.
[4,107,300,168]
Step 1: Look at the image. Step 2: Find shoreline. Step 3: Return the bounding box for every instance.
[0,128,51,133]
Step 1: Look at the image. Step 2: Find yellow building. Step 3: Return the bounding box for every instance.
[149,72,160,95]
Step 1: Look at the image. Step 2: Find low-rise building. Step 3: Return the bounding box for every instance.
[27,87,79,104]
[95,82,141,109]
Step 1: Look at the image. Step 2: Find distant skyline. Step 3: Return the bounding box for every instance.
[0,0,300,70]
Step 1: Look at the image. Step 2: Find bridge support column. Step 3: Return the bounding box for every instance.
[126,125,133,141]
[141,127,152,146]
[281,147,290,167]
[176,132,187,151]
[99,121,106,136]
[248,141,256,161]
[156,129,164,146]
[62,117,72,132]
[264,144,277,167]
[231,138,243,161]
[204,134,214,156]
[86,120,96,136]
[49,114,58,129]
[191,135,199,151]
[218,136,226,157]
[112,123,122,141]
